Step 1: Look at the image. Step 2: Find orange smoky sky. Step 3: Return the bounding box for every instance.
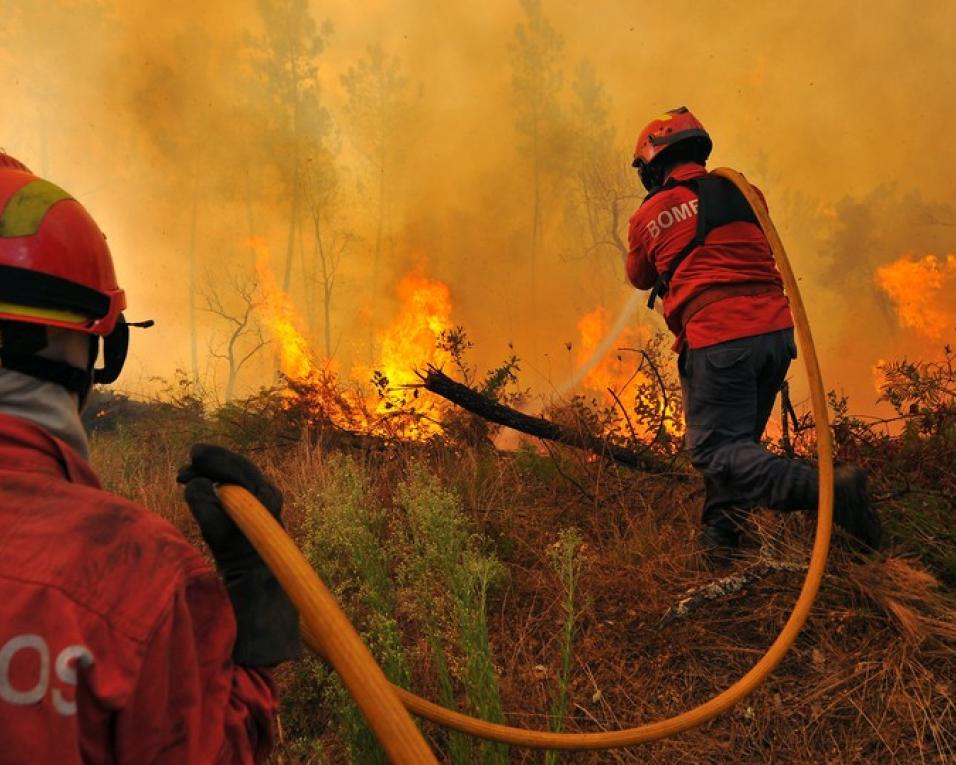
[1,1,954,415]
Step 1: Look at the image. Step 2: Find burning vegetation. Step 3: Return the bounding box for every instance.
[244,235,684,455]
[250,236,457,439]
[876,253,956,341]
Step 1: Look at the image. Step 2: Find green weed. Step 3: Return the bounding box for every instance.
[545,528,584,765]
[299,456,412,762]
[397,466,508,765]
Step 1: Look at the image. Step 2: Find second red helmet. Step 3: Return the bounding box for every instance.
[632,106,712,168]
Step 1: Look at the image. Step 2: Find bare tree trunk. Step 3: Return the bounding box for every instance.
[375,143,386,275]
[319,223,333,360]
[529,118,541,354]
[282,40,302,294]
[225,356,237,402]
[310,196,336,360]
[188,179,200,384]
[282,169,299,292]
[324,280,333,360]
[275,163,298,380]
[297,218,314,345]
[369,135,386,365]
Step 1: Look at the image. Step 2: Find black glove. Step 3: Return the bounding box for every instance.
[178,443,300,666]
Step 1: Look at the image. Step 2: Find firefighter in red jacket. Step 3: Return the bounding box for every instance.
[626,107,882,557]
[0,153,298,762]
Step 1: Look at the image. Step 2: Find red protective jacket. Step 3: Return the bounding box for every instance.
[0,414,277,764]
[626,163,793,351]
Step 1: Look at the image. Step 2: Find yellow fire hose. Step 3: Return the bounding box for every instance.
[217,167,834,758]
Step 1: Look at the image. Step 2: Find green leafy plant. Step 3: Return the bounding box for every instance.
[397,466,508,765]
[300,456,411,762]
[545,528,584,764]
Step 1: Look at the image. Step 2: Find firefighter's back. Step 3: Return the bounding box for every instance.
[0,417,222,763]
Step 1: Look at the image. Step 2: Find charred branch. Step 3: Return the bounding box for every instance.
[419,365,683,476]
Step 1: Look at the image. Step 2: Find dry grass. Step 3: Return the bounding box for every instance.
[88,397,956,765]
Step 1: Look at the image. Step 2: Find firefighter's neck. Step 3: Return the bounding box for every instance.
[663,160,706,183]
[0,369,90,460]
[0,330,90,460]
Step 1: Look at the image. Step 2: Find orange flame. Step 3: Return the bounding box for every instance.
[249,242,453,438]
[873,358,887,395]
[575,306,648,395]
[574,306,682,438]
[251,238,315,380]
[876,254,956,339]
[375,273,453,391]
[356,272,454,438]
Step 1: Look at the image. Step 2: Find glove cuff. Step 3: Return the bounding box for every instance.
[226,568,302,667]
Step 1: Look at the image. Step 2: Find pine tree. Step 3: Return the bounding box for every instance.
[509,0,566,326]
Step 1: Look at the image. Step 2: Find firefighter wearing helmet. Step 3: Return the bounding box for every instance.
[0,153,297,763]
[625,108,882,560]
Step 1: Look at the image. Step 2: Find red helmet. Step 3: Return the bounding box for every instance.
[0,153,30,172]
[0,153,130,395]
[632,106,712,168]
[0,153,125,336]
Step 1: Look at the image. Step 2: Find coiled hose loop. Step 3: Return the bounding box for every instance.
[217,166,833,754]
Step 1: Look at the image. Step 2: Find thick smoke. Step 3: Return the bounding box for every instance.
[1,0,954,413]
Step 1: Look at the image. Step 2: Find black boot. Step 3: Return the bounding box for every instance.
[699,508,746,565]
[831,465,882,550]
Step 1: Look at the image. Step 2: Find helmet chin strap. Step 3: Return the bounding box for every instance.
[0,315,147,409]
[0,352,93,402]
[0,322,90,404]
[637,160,666,193]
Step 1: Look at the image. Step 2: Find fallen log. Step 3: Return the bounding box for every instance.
[419,366,684,476]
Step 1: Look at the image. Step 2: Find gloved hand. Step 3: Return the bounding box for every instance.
[178,443,300,666]
[177,443,284,576]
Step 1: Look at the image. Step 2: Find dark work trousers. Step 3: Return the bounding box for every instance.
[678,327,816,531]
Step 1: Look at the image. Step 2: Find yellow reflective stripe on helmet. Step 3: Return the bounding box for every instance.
[0,179,74,238]
[0,301,90,324]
